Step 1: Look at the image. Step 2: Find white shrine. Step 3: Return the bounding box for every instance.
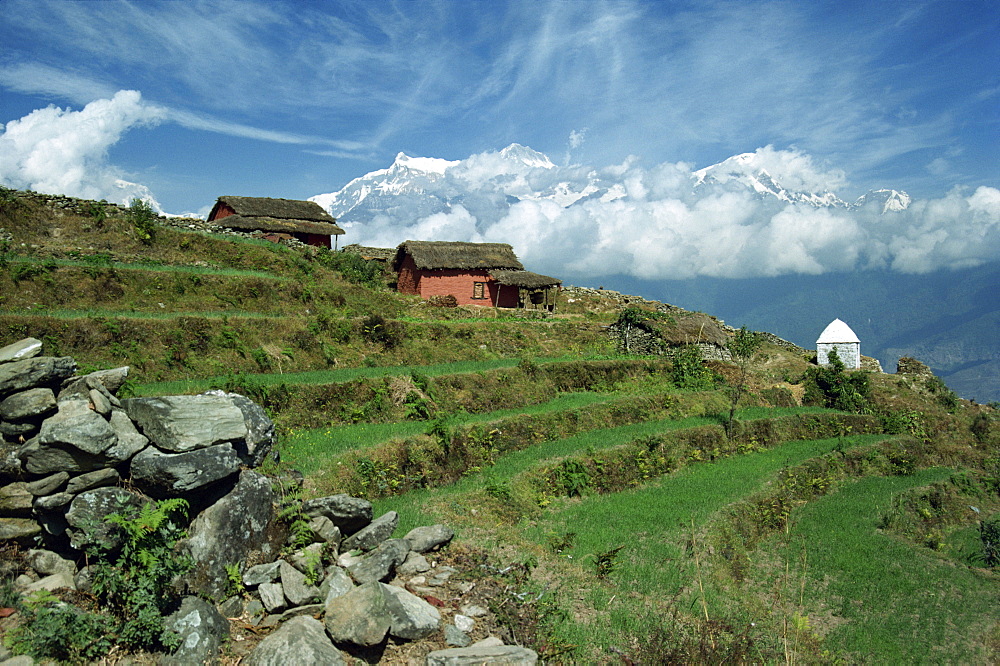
[816,318,861,369]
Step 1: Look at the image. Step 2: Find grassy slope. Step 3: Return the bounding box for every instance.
[2,189,999,663]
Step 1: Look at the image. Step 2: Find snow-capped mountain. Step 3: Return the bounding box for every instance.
[692,152,910,212]
[310,144,911,233]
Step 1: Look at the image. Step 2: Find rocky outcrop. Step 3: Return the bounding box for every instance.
[0,337,527,664]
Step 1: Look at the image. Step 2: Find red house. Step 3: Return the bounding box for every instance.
[207,196,345,248]
[392,240,561,310]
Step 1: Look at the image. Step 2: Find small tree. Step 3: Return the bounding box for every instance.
[126,198,157,245]
[803,347,871,412]
[725,326,762,437]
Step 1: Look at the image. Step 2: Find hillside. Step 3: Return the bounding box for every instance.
[1,187,998,664]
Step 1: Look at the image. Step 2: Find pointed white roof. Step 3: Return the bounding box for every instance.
[817,319,860,344]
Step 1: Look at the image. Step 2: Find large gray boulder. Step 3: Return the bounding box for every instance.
[18,436,114,475]
[161,596,228,666]
[302,494,373,536]
[342,510,398,553]
[130,443,241,497]
[36,402,117,455]
[324,580,392,646]
[245,616,346,666]
[425,646,539,665]
[64,487,143,551]
[0,388,57,422]
[0,356,76,398]
[123,394,247,452]
[346,538,410,584]
[181,470,275,598]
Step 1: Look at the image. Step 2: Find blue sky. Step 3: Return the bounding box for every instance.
[1,0,997,219]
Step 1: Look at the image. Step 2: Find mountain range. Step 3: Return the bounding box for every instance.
[309,145,998,402]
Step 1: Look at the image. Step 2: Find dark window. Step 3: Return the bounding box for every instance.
[473,282,486,299]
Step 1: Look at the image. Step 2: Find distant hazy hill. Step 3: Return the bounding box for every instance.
[600,262,1000,402]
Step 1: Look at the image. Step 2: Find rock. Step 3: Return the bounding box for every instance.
[33,492,73,511]
[258,582,286,613]
[65,487,143,551]
[454,614,475,633]
[161,596,228,666]
[130,443,240,497]
[276,603,324,622]
[64,467,119,495]
[0,338,42,364]
[308,515,342,546]
[471,636,505,648]
[404,524,455,553]
[24,471,69,495]
[0,483,33,517]
[398,551,432,575]
[245,598,265,624]
[0,517,41,545]
[382,583,441,640]
[18,436,114,475]
[21,570,75,594]
[342,510,398,553]
[897,356,934,377]
[0,442,22,481]
[105,409,148,461]
[88,388,112,416]
[25,549,75,576]
[319,566,354,603]
[0,388,57,422]
[0,356,76,398]
[181,471,275,599]
[243,561,282,587]
[288,543,325,574]
[59,367,129,400]
[460,603,489,618]
[244,616,346,666]
[218,595,244,619]
[425,646,539,665]
[123,394,247,452]
[301,494,372,536]
[445,624,471,647]
[324,580,391,646]
[346,538,410,584]
[0,419,37,439]
[280,559,319,607]
[227,393,275,467]
[36,404,117,455]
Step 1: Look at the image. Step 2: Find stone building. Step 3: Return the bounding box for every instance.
[816,318,861,369]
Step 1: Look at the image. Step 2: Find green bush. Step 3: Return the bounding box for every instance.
[126,198,157,245]
[5,590,114,663]
[802,348,871,412]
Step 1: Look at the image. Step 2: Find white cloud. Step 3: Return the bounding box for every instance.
[342,145,1000,280]
[0,90,164,207]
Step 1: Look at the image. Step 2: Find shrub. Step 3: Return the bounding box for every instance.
[126,198,157,245]
[802,348,871,412]
[360,314,406,349]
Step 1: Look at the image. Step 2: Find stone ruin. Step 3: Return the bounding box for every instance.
[0,337,537,664]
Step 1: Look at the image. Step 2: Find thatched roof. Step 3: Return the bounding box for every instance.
[392,241,524,271]
[649,312,729,347]
[209,196,344,236]
[490,270,561,289]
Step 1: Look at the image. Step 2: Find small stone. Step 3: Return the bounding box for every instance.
[243,561,282,587]
[454,614,475,633]
[460,603,489,618]
[445,624,472,647]
[258,582,286,613]
[24,471,69,496]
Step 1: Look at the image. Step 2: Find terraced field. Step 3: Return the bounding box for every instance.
[3,189,998,663]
